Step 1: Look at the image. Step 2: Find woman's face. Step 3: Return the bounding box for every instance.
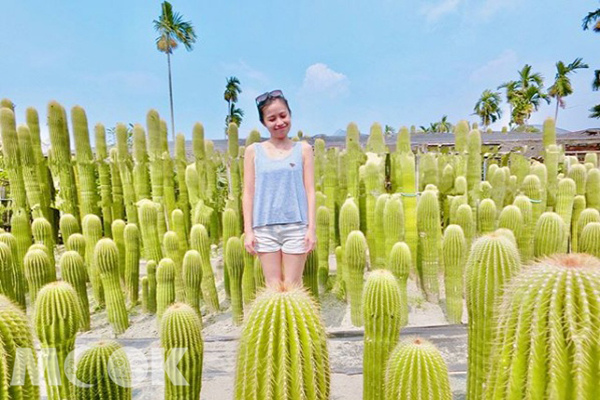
[262,99,291,138]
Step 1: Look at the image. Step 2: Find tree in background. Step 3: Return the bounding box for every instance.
[224,77,244,133]
[548,58,588,123]
[583,6,600,118]
[384,125,396,137]
[498,80,518,129]
[507,65,550,129]
[473,89,502,130]
[154,1,197,143]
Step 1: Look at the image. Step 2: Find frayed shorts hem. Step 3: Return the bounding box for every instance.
[253,222,308,254]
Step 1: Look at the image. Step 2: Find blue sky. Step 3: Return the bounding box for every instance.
[2,0,599,142]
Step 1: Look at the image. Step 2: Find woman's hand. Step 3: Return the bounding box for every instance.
[244,231,258,256]
[304,228,317,253]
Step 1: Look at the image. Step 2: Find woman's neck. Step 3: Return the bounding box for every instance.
[267,137,291,148]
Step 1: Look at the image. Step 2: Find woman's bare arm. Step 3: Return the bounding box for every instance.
[302,141,316,232]
[242,144,256,234]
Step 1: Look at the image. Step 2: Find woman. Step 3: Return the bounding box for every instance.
[242,90,316,288]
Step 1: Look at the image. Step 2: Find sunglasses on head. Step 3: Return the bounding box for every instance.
[255,90,284,106]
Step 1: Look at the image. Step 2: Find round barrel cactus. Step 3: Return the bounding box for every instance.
[534,212,566,258]
[23,246,55,304]
[234,286,330,399]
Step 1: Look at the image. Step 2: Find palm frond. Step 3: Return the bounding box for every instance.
[589,104,600,119]
[582,9,600,30]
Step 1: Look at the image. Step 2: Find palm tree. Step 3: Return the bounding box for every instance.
[548,58,589,123]
[498,80,518,128]
[512,85,550,127]
[590,104,600,119]
[154,1,197,143]
[384,125,396,137]
[224,77,243,132]
[473,89,503,130]
[583,7,600,31]
[516,64,544,90]
[437,115,452,133]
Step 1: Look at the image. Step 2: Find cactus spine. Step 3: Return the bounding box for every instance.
[466,233,521,400]
[74,340,132,400]
[160,303,204,399]
[534,212,566,258]
[95,238,129,335]
[234,286,330,399]
[60,251,90,331]
[580,222,600,257]
[442,224,467,324]
[34,281,81,400]
[384,338,452,400]
[303,249,319,299]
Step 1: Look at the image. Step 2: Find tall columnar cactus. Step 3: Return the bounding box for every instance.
[132,124,151,200]
[240,233,256,307]
[226,236,245,325]
[115,123,138,224]
[189,224,219,312]
[484,254,600,399]
[182,250,203,315]
[545,144,560,207]
[11,210,32,271]
[163,151,177,229]
[0,295,40,400]
[74,340,132,400]
[71,105,99,220]
[366,122,387,153]
[254,257,266,291]
[467,129,482,203]
[175,135,191,228]
[442,224,467,324]
[147,109,165,204]
[417,189,442,303]
[568,163,587,195]
[82,214,104,307]
[60,251,90,331]
[234,286,330,399]
[146,260,157,314]
[23,247,55,304]
[66,233,86,260]
[160,303,204,399]
[59,213,80,244]
[498,205,524,258]
[384,338,452,400]
[579,222,600,257]
[316,206,330,290]
[363,155,385,265]
[94,123,114,236]
[419,152,439,191]
[111,219,126,284]
[345,230,368,326]
[156,258,176,323]
[32,217,55,268]
[26,106,54,224]
[47,101,79,217]
[110,147,125,221]
[363,269,402,400]
[521,174,543,227]
[138,199,163,263]
[387,242,410,326]
[34,281,81,400]
[586,168,600,210]
[477,198,497,234]
[575,208,600,252]
[0,243,15,306]
[383,194,404,263]
[222,208,239,298]
[513,195,534,263]
[373,194,390,268]
[490,166,507,209]
[530,162,548,211]
[534,212,566,258]
[555,177,576,250]
[186,164,200,207]
[466,233,521,400]
[339,198,360,291]
[124,223,140,305]
[0,233,25,308]
[0,108,28,212]
[172,208,189,250]
[303,249,319,299]
[141,277,149,313]
[95,238,129,335]
[18,125,49,220]
[455,203,475,251]
[164,231,185,302]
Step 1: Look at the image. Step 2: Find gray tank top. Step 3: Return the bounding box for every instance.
[253,141,308,228]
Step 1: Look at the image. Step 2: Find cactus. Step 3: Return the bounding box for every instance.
[339,198,360,291]
[417,189,442,302]
[467,129,482,202]
[363,155,385,265]
[66,233,86,259]
[0,243,15,308]
[222,208,239,298]
[225,236,245,325]
[47,101,79,217]
[60,251,90,331]
[147,109,165,204]
[34,281,81,400]
[254,257,266,291]
[455,203,475,251]
[94,123,114,236]
[477,198,497,234]
[141,276,149,313]
[240,233,256,307]
[59,213,80,244]
[442,224,467,324]
[23,247,55,304]
[160,303,204,399]
[484,254,600,399]
[186,164,200,206]
[387,242,411,326]
[32,217,55,268]
[182,250,203,315]
[132,124,151,200]
[534,212,566,258]
[316,206,330,290]
[110,149,125,220]
[575,208,600,253]
[384,338,452,400]
[303,249,319,299]
[11,210,32,272]
[530,162,548,211]
[138,199,163,263]
[189,224,219,312]
[0,108,28,212]
[521,174,543,228]
[82,214,104,307]
[366,122,387,153]
[71,105,100,220]
[164,231,185,302]
[163,151,177,228]
[513,195,534,263]
[363,269,402,400]
[580,222,600,257]
[568,163,587,195]
[0,295,40,399]
[545,144,560,207]
[345,230,368,326]
[383,194,404,263]
[111,219,126,283]
[74,340,132,400]
[234,286,330,399]
[0,233,26,308]
[124,224,140,305]
[555,177,576,250]
[372,194,389,268]
[172,208,189,250]
[498,205,524,258]
[95,238,129,335]
[490,166,507,209]
[115,123,138,224]
[26,107,54,224]
[542,116,556,148]
[466,233,521,400]
[586,168,600,210]
[18,125,49,220]
[156,258,176,323]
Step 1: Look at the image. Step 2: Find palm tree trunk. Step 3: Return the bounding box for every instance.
[554,98,560,124]
[167,52,175,145]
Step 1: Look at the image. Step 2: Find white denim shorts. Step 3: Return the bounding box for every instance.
[254,222,308,254]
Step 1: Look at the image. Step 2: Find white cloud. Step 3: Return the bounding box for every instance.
[469,49,518,83]
[473,0,518,20]
[299,63,349,98]
[420,0,461,23]
[221,60,269,83]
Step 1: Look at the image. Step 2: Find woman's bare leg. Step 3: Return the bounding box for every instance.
[258,250,283,288]
[282,252,308,287]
